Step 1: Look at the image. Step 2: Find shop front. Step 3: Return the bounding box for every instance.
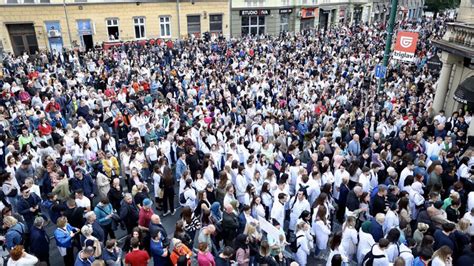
[240,9,270,36]
[300,8,318,30]
[77,20,94,51]
[45,21,63,56]
[279,8,293,33]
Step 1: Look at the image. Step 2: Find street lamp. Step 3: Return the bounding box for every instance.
[63,0,73,49]
[378,0,398,93]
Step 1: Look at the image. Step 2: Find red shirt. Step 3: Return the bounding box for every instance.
[38,123,52,136]
[124,249,150,266]
[138,207,153,228]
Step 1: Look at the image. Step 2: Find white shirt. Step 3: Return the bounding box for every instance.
[289,197,310,231]
[357,230,375,263]
[384,210,399,233]
[271,200,285,228]
[398,167,413,190]
[399,244,414,266]
[463,211,474,236]
[145,146,159,162]
[76,196,91,210]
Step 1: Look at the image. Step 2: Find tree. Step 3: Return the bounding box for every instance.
[425,0,461,18]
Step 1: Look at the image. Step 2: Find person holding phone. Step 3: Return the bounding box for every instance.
[54,216,80,265]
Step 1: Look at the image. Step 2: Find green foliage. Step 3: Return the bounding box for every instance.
[425,0,461,12]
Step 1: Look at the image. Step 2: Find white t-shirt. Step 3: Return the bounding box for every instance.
[76,197,91,210]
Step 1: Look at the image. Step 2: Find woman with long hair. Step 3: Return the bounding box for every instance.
[161,165,175,216]
[173,220,193,249]
[341,216,358,261]
[234,234,250,266]
[431,245,453,266]
[216,171,229,205]
[250,195,266,219]
[326,232,348,266]
[312,205,331,259]
[181,206,201,242]
[258,183,273,218]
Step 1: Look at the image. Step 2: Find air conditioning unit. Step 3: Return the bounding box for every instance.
[48,29,61,38]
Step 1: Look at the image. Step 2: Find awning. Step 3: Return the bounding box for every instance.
[454,76,474,104]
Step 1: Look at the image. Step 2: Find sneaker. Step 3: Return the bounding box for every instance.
[171,210,176,215]
[163,211,170,217]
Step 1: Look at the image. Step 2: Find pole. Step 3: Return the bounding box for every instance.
[176,0,181,40]
[229,0,232,37]
[378,0,398,93]
[63,0,73,49]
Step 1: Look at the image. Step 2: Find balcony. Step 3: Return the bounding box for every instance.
[433,22,474,59]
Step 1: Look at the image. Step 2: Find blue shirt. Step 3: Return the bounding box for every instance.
[74,252,95,266]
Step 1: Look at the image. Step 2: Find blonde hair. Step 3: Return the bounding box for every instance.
[81,225,93,237]
[3,216,17,228]
[56,216,68,228]
[244,223,256,235]
[457,218,470,233]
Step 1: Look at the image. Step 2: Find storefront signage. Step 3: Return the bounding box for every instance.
[301,8,318,18]
[279,8,293,14]
[240,9,271,16]
[393,31,419,62]
[45,21,63,54]
[77,20,93,35]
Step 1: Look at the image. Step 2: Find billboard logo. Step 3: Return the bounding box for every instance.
[400,36,413,48]
[393,31,419,62]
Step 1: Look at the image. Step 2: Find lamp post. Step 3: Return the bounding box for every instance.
[63,0,73,49]
[176,0,181,40]
[377,0,398,93]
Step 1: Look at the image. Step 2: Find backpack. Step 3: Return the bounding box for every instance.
[12,223,30,251]
[179,191,188,205]
[174,250,189,266]
[289,235,304,253]
[362,246,385,266]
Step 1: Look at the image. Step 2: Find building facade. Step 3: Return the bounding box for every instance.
[0,0,230,55]
[432,0,474,138]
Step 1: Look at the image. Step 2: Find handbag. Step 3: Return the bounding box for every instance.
[5,182,17,197]
[7,187,17,197]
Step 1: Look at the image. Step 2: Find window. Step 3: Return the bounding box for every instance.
[187,15,201,36]
[5,0,50,3]
[241,16,265,36]
[106,18,119,40]
[209,15,223,33]
[280,14,289,32]
[134,17,146,39]
[159,16,171,37]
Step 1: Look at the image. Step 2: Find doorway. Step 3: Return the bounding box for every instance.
[82,35,93,51]
[319,11,329,31]
[7,23,38,55]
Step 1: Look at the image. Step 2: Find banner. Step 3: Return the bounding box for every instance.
[393,31,419,62]
[45,21,63,55]
[258,216,284,244]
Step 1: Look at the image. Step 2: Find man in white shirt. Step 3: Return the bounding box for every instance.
[145,141,159,167]
[288,189,310,232]
[398,162,414,190]
[271,193,287,229]
[75,189,91,211]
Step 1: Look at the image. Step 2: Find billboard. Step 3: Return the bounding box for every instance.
[393,31,419,62]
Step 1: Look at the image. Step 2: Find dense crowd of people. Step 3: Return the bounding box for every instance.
[0,14,473,266]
